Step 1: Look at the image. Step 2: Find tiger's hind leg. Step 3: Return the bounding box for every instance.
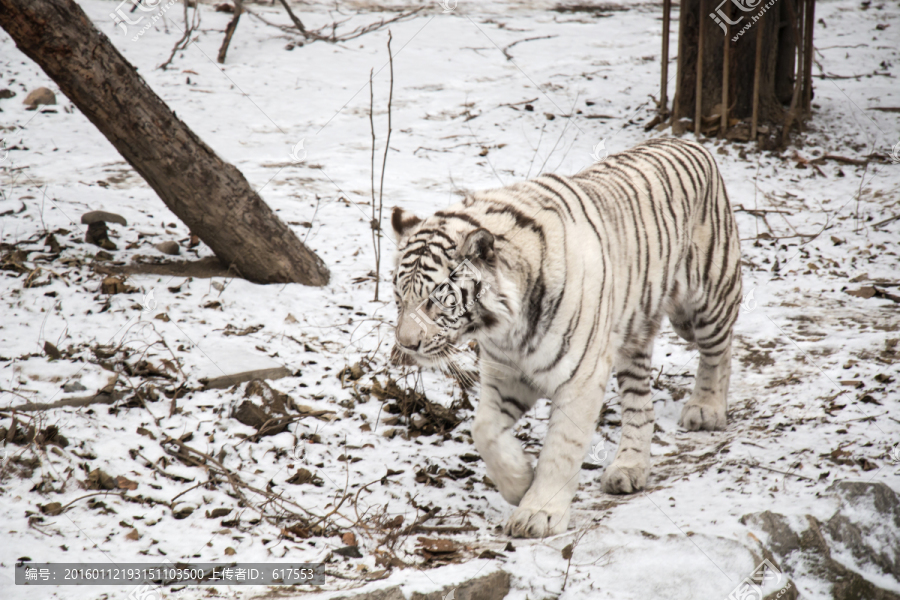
[677,276,741,431]
[601,341,657,494]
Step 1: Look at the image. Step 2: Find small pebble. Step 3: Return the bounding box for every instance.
[155,241,180,255]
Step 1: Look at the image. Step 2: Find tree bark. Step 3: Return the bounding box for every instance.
[672,0,815,144]
[0,0,330,286]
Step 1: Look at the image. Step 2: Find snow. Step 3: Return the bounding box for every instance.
[1,0,899,599]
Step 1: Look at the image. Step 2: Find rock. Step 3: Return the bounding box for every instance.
[101,276,136,295]
[349,362,365,380]
[23,87,56,108]
[232,400,273,430]
[740,511,801,557]
[154,241,180,255]
[825,481,900,578]
[81,210,127,227]
[87,469,117,490]
[333,545,362,558]
[40,502,63,516]
[742,481,900,600]
[244,379,293,415]
[0,89,15,99]
[81,211,126,249]
[410,571,511,600]
[173,506,194,519]
[62,381,87,393]
[43,341,62,360]
[330,587,404,600]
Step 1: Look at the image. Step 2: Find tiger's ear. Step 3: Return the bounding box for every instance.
[391,207,422,243]
[459,228,494,262]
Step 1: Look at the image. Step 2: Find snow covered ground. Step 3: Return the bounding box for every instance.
[1,0,899,598]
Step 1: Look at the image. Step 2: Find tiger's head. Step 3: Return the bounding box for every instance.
[390,206,498,368]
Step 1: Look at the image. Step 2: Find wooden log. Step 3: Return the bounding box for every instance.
[0,0,330,286]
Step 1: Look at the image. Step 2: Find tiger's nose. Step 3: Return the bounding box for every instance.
[396,312,423,349]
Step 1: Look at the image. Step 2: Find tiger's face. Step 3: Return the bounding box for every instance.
[390,207,496,367]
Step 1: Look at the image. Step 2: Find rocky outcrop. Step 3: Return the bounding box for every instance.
[742,481,900,600]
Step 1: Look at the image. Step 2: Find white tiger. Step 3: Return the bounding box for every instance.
[390,137,742,538]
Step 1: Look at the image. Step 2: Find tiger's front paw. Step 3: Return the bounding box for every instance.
[503,504,571,538]
[600,461,648,494]
[679,402,726,431]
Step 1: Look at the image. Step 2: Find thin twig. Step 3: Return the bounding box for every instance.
[374,31,394,302]
[501,35,556,61]
[217,0,244,64]
[526,123,546,180]
[275,0,308,35]
[267,3,422,43]
[59,491,125,514]
[742,461,814,481]
[854,151,871,233]
[369,68,378,302]
[158,0,200,70]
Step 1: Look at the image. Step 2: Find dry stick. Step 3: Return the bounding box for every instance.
[743,461,814,481]
[159,0,200,70]
[873,214,900,229]
[720,0,730,137]
[170,481,206,505]
[217,0,244,64]
[276,0,308,35]
[660,0,671,117]
[750,9,763,142]
[374,31,394,302]
[501,35,557,61]
[368,68,378,301]
[59,491,124,514]
[0,392,122,412]
[162,435,328,524]
[136,451,193,483]
[270,1,421,43]
[694,0,705,137]
[526,123,546,180]
[854,155,871,233]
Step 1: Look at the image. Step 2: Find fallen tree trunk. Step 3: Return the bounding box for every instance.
[0,0,329,286]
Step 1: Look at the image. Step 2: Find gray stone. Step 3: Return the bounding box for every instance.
[62,382,87,393]
[23,87,56,107]
[741,481,900,600]
[740,511,801,557]
[825,481,900,579]
[330,587,404,600]
[326,571,510,600]
[81,210,127,226]
[155,241,181,255]
[409,571,510,600]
